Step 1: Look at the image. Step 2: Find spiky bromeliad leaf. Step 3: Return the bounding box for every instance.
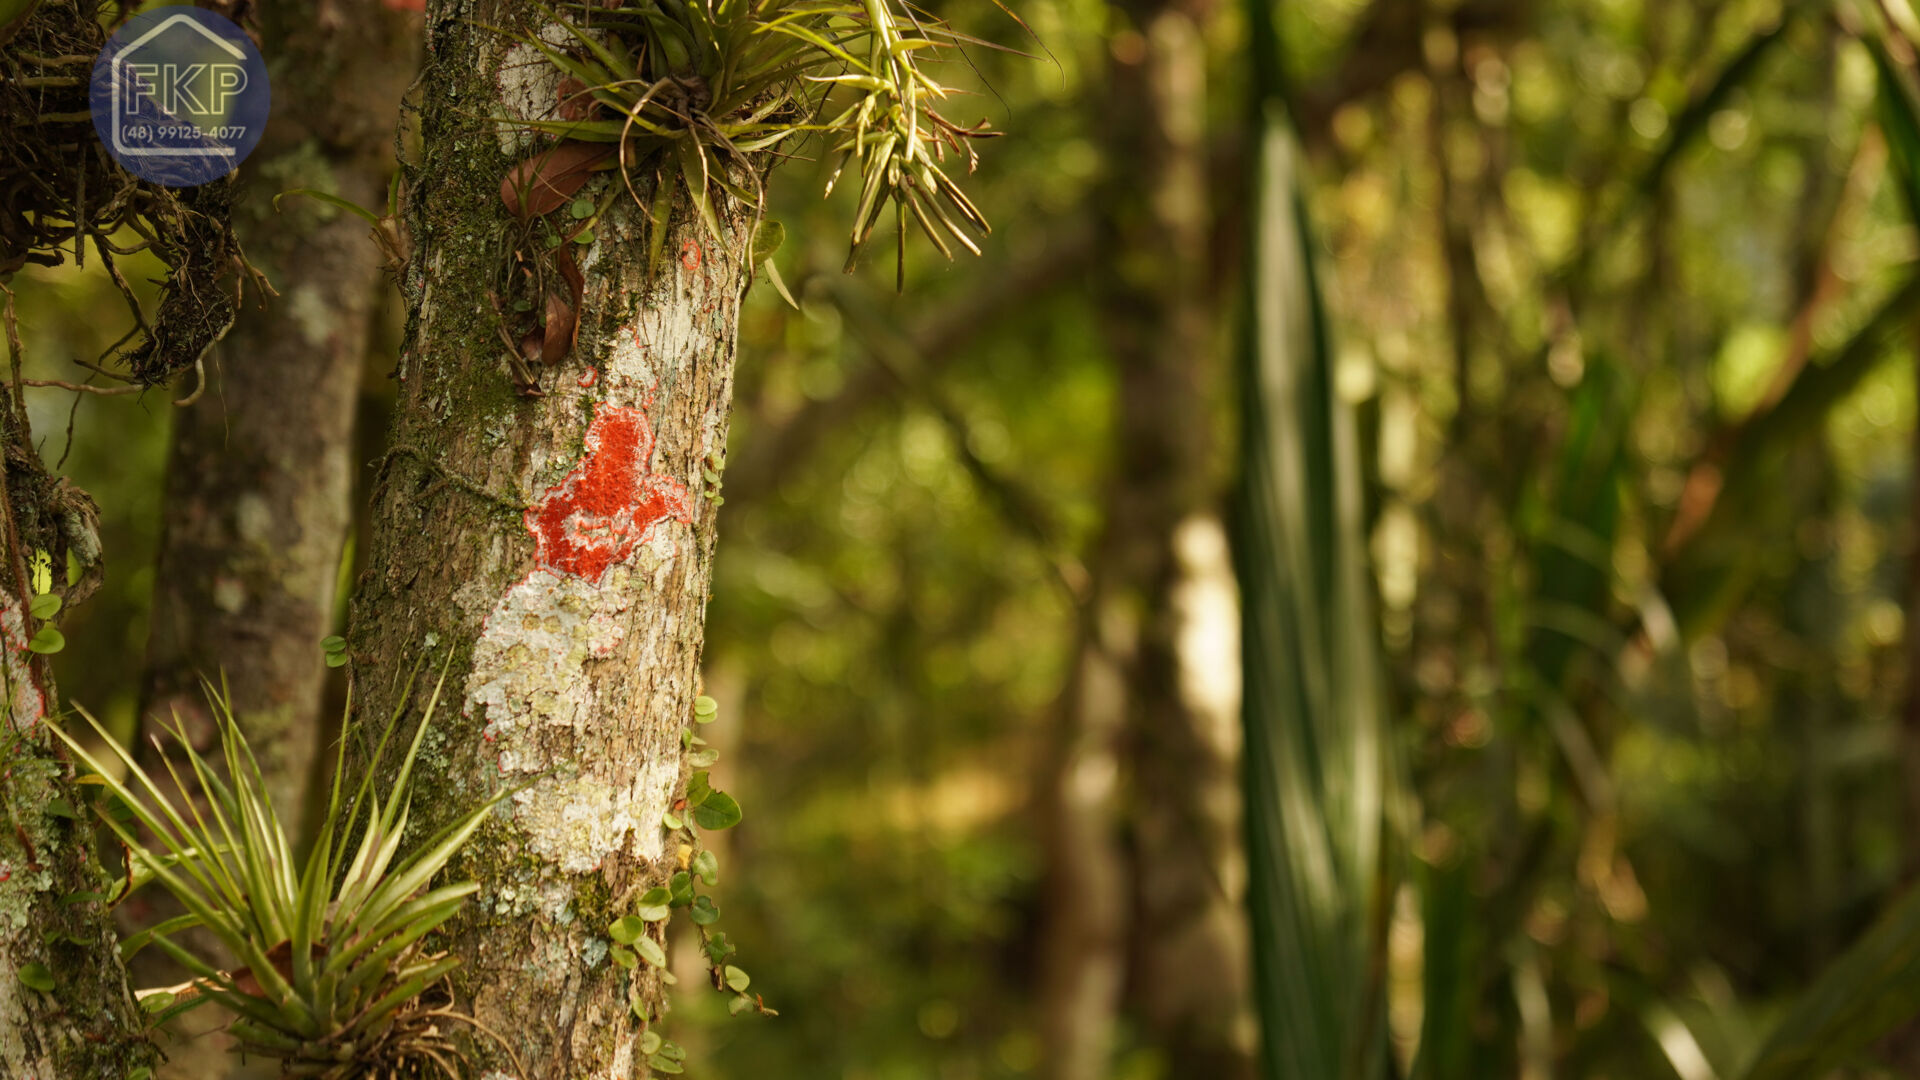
[49,662,515,1079]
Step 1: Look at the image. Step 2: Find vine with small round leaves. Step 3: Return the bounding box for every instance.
[603,692,773,1076]
[25,548,64,655]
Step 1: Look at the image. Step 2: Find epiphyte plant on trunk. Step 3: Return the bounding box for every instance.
[48,663,521,1080]
[499,0,1006,292]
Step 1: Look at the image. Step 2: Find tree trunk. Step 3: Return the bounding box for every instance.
[1036,0,1253,1076]
[346,5,751,1076]
[131,9,417,1076]
[142,0,416,852]
[1037,618,1130,1080]
[0,305,154,1077]
[1099,7,1256,1078]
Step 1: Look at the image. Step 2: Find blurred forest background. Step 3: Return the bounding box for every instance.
[19,0,1920,1077]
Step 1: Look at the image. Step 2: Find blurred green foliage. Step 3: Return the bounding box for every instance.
[19,0,1920,1076]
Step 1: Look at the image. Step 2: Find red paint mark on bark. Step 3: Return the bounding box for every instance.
[578,366,598,388]
[680,240,702,272]
[524,403,692,582]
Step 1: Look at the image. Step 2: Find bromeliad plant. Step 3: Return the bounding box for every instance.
[49,669,519,1080]
[503,0,1006,287]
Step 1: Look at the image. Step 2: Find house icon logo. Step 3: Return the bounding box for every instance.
[88,7,270,187]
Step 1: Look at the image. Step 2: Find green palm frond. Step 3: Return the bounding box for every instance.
[50,665,516,1080]
[1237,100,1397,1080]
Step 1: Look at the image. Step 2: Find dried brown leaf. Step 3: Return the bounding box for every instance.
[500,141,612,220]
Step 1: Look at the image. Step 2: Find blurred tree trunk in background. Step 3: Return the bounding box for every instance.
[0,296,154,1076]
[344,4,752,1075]
[1038,616,1129,1080]
[1038,0,1254,1076]
[133,8,417,1076]
[140,0,417,838]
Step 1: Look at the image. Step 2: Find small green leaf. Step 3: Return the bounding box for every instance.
[693,792,742,831]
[639,886,672,906]
[724,965,751,992]
[705,931,735,964]
[139,991,176,1013]
[17,962,53,992]
[687,748,720,768]
[544,233,563,249]
[686,771,713,807]
[729,992,754,1016]
[512,297,534,313]
[609,915,645,944]
[320,635,346,652]
[326,651,349,668]
[42,797,76,819]
[635,936,667,968]
[28,593,60,620]
[692,849,719,886]
[648,1056,685,1075]
[638,901,672,923]
[750,218,786,264]
[570,198,595,219]
[694,695,718,719]
[640,1030,662,1055]
[690,895,720,926]
[669,871,693,906]
[662,812,683,830]
[27,626,64,654]
[609,945,637,969]
[657,1040,687,1062]
[573,227,595,244]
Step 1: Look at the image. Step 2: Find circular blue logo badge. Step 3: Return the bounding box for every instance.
[88,7,270,187]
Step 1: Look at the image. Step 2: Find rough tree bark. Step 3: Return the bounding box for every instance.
[142,0,417,846]
[0,303,154,1077]
[345,4,752,1076]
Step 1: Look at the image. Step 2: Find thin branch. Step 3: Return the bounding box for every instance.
[725,221,1096,504]
[830,279,1091,606]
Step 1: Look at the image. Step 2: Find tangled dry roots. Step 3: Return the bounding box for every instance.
[0,0,255,386]
[229,981,528,1080]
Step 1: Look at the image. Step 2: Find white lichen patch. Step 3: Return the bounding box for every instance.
[602,313,663,391]
[466,563,684,869]
[493,25,571,154]
[503,755,679,872]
